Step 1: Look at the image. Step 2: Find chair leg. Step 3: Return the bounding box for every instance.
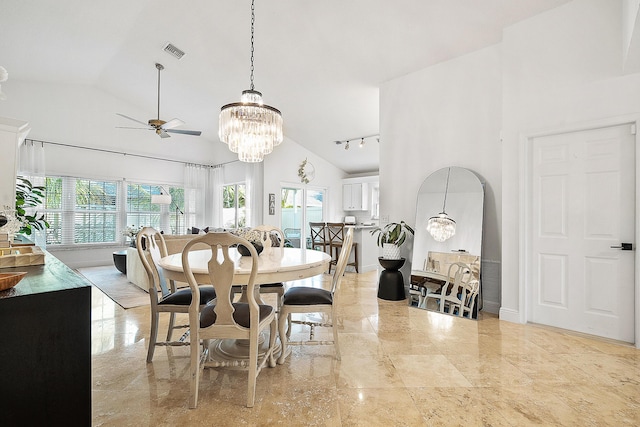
[146,311,159,363]
[247,335,258,407]
[353,244,359,273]
[277,310,290,364]
[188,333,200,408]
[166,312,176,341]
[331,306,341,360]
[268,318,277,368]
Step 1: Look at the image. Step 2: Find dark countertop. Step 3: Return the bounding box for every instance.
[0,250,91,300]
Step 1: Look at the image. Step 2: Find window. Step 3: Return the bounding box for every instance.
[222,183,246,228]
[125,183,162,231]
[45,176,118,245]
[43,176,184,246]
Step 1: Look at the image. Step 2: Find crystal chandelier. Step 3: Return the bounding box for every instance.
[427,168,456,242]
[219,0,283,163]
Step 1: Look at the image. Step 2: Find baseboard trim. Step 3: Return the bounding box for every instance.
[499,307,522,323]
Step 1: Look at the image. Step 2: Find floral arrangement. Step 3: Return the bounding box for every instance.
[122,225,143,239]
[236,228,262,244]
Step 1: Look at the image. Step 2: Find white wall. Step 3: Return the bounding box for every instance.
[501,0,640,322]
[380,43,503,311]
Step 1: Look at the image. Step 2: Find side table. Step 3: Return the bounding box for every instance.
[113,250,127,274]
[377,257,406,301]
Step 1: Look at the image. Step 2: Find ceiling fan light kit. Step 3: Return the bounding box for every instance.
[116,63,202,139]
[219,0,283,163]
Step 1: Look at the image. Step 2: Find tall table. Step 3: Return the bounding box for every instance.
[158,246,331,361]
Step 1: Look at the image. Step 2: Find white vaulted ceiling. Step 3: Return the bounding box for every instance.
[0,0,571,174]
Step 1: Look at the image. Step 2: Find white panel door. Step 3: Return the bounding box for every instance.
[531,124,635,342]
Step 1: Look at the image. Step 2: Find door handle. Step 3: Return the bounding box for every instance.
[610,243,633,250]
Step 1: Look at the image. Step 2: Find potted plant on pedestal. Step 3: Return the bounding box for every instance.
[370,221,414,259]
[370,221,414,301]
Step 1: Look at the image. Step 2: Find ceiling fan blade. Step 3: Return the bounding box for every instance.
[116,113,150,127]
[116,126,153,130]
[166,129,202,136]
[159,130,171,138]
[162,118,185,130]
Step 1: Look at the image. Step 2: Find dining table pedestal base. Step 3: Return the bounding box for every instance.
[207,334,282,367]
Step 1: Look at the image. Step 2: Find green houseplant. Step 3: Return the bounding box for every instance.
[370,221,414,259]
[15,176,49,236]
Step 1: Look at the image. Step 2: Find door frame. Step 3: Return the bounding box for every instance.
[519,114,640,347]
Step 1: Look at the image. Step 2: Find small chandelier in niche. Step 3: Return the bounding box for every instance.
[218,0,283,163]
[426,167,456,242]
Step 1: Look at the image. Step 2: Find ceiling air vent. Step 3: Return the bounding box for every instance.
[163,43,185,60]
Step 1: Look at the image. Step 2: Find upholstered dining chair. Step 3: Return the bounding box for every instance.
[136,227,217,363]
[182,232,277,408]
[250,225,286,310]
[277,227,353,364]
[326,222,358,273]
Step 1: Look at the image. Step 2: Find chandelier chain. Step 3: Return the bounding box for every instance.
[442,167,451,212]
[249,0,255,91]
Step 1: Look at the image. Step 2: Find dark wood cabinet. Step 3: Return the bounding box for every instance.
[0,251,91,425]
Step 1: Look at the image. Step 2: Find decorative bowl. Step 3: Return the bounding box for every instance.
[0,272,27,291]
[237,243,264,256]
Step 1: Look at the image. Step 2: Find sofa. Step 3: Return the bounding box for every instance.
[126,234,203,291]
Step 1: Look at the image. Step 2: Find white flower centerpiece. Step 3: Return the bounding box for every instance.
[122,225,143,247]
[235,229,264,256]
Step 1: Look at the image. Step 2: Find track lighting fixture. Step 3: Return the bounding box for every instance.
[334,134,379,150]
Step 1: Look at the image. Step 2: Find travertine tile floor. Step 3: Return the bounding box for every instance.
[91,270,640,426]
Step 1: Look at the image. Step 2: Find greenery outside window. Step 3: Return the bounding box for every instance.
[43,176,185,246]
[44,176,118,245]
[222,183,246,229]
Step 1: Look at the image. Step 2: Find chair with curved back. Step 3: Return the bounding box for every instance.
[136,227,217,363]
[326,222,358,273]
[424,262,472,316]
[182,232,277,408]
[457,279,480,318]
[277,227,354,364]
[250,225,286,310]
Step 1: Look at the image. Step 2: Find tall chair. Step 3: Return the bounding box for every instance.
[136,227,217,363]
[326,222,358,273]
[251,225,286,310]
[277,227,354,364]
[309,222,328,253]
[183,232,277,408]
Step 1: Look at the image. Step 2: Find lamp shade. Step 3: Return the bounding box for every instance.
[151,194,171,205]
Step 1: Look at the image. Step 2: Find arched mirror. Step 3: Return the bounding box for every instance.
[409,167,484,319]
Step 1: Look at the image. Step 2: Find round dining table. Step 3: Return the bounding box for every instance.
[158,246,331,285]
[158,246,331,362]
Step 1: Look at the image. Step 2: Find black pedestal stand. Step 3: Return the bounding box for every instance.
[377,257,406,301]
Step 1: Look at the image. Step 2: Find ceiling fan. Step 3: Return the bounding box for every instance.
[116,63,202,139]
